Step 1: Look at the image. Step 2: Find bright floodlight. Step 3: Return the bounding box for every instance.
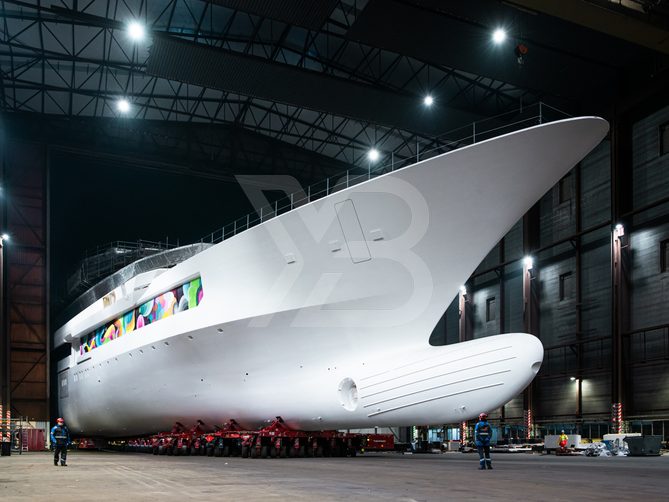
[368,148,380,162]
[570,376,576,381]
[459,285,467,295]
[423,95,434,107]
[127,21,146,41]
[492,28,507,44]
[116,98,131,113]
[615,223,624,232]
[523,256,533,270]
[1,233,8,241]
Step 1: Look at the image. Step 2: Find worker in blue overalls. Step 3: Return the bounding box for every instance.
[50,418,71,466]
[474,412,493,470]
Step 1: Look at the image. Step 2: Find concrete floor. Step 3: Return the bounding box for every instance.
[0,450,667,501]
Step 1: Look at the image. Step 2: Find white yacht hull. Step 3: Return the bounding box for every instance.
[56,117,608,436]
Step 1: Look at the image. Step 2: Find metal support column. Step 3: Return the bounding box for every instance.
[574,163,583,423]
[522,205,540,439]
[610,115,632,432]
[0,140,7,419]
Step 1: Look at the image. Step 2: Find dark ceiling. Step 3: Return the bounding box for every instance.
[1,0,668,167]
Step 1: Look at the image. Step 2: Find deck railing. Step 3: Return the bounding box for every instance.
[197,101,571,245]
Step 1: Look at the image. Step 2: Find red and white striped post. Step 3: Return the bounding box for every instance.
[524,409,533,440]
[611,402,623,434]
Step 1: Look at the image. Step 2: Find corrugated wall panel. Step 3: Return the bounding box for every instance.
[627,105,669,417]
[632,107,669,211]
[472,273,500,339]
[503,221,524,333]
[581,374,611,417]
[581,140,611,229]
[580,228,611,342]
[538,246,577,346]
[630,225,669,328]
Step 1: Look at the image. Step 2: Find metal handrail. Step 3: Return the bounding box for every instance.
[198,101,571,246]
[65,101,571,290]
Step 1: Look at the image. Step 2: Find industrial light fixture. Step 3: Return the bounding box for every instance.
[127,20,146,42]
[423,95,434,107]
[116,98,131,113]
[492,28,507,44]
[459,285,467,295]
[367,148,380,162]
[570,376,576,381]
[523,256,533,270]
[1,234,8,241]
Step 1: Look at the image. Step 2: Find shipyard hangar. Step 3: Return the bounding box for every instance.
[0,1,669,500]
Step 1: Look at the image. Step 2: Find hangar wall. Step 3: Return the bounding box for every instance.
[0,137,49,421]
[430,104,669,437]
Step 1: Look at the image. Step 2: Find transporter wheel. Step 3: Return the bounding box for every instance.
[315,446,324,457]
[241,445,249,458]
[152,446,159,455]
[166,445,174,456]
[174,446,181,456]
[222,445,230,457]
[190,447,197,456]
[280,445,288,458]
[269,446,277,459]
[206,446,214,457]
[260,445,269,459]
[214,447,223,457]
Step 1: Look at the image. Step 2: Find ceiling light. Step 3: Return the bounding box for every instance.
[367,148,380,162]
[1,233,8,241]
[127,21,146,42]
[492,28,507,44]
[570,376,576,381]
[116,98,131,113]
[459,285,467,295]
[523,256,533,270]
[423,95,434,107]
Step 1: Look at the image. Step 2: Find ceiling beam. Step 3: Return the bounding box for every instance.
[507,0,669,55]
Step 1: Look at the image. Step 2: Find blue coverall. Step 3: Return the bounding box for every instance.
[50,424,71,466]
[474,420,492,469]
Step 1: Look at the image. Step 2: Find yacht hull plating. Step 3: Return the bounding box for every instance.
[56,117,608,436]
